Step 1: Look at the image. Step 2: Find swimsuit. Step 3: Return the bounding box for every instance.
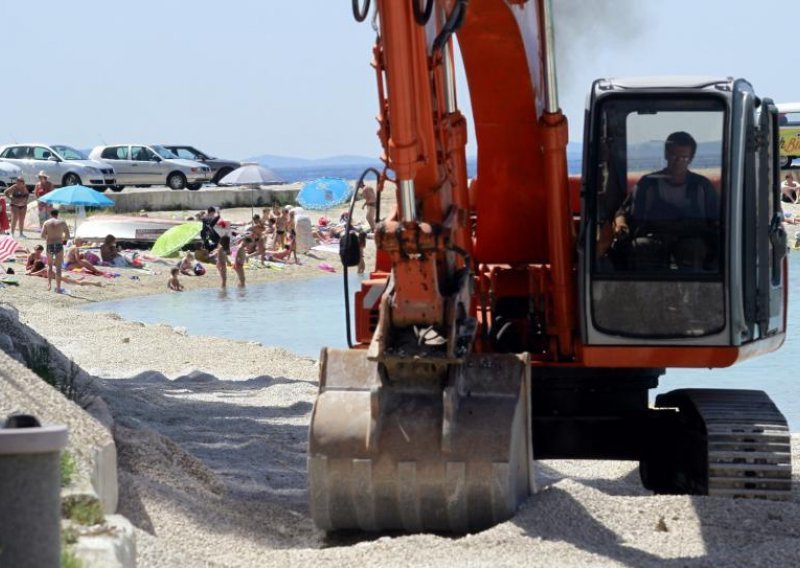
[46,242,64,254]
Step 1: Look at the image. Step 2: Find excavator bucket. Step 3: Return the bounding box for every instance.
[308,348,535,533]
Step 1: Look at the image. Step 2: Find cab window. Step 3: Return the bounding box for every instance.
[592,100,724,276]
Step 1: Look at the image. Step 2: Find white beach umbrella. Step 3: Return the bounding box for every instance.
[218,165,283,186]
[219,165,284,216]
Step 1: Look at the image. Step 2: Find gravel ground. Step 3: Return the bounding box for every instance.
[2,196,799,566]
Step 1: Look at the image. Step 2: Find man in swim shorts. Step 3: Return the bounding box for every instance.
[40,209,70,292]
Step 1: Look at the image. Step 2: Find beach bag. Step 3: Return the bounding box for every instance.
[339,230,361,268]
[193,263,206,276]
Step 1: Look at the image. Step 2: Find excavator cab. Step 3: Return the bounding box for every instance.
[580,77,787,364]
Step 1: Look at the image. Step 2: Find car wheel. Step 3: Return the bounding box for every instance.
[186,183,203,191]
[167,172,187,190]
[213,167,233,185]
[63,173,81,186]
[110,185,125,192]
[780,156,791,168]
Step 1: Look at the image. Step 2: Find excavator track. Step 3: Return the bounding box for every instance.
[656,389,792,500]
[308,348,534,532]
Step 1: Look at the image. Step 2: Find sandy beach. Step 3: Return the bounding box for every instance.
[1,194,799,566]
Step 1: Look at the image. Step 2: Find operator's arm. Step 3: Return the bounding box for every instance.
[614,190,635,236]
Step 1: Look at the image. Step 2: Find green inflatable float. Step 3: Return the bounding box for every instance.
[150,222,202,258]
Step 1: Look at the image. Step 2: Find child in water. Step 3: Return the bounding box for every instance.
[168,267,184,291]
[233,237,248,287]
[214,235,231,288]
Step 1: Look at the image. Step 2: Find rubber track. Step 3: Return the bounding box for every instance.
[687,390,792,500]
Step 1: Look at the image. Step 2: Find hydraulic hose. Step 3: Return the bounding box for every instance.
[352,0,371,22]
[342,167,382,348]
[412,0,434,26]
[432,0,468,55]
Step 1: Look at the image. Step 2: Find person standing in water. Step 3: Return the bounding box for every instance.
[213,235,231,288]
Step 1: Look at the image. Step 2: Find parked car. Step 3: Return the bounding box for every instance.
[89,144,211,190]
[0,161,23,187]
[161,145,241,185]
[0,143,116,190]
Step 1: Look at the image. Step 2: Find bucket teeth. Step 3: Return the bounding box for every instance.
[308,349,535,532]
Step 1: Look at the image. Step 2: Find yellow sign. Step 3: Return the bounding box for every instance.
[780,127,800,155]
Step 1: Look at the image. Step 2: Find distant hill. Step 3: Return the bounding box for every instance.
[246,143,587,181]
[243,154,381,168]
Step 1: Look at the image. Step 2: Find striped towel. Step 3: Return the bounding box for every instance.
[0,236,19,263]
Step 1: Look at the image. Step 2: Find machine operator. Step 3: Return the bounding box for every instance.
[612,131,720,271]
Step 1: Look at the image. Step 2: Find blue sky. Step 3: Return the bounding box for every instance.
[1,1,793,161]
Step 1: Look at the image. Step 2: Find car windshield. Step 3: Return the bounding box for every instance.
[51,145,86,160]
[151,145,179,159]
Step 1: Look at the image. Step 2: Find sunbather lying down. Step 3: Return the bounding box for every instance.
[27,261,103,287]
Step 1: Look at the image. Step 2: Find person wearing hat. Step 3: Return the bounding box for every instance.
[34,171,54,227]
[3,177,29,238]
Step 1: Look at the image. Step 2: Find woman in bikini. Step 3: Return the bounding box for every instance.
[65,238,104,275]
[4,177,29,238]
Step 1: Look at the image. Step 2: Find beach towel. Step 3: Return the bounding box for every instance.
[311,242,341,255]
[0,197,8,232]
[0,236,19,263]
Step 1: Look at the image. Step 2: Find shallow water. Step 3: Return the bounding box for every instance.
[86,270,362,360]
[86,256,800,429]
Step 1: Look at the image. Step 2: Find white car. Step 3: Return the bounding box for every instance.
[0,161,22,187]
[0,143,116,189]
[89,144,211,190]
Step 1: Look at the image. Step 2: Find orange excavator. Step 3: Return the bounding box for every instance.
[308,0,792,532]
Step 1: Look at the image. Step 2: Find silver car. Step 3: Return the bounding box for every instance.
[0,161,23,187]
[0,143,116,189]
[89,144,211,190]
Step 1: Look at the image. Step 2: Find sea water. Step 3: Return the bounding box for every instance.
[85,256,800,429]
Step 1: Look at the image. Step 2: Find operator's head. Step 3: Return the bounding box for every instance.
[664,131,696,174]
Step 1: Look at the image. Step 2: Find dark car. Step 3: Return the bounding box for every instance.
[162,145,241,185]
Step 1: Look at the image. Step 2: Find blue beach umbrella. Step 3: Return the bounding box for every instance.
[38,185,115,207]
[38,184,114,232]
[297,177,352,210]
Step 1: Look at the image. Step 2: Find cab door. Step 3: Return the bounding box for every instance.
[757,102,786,335]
